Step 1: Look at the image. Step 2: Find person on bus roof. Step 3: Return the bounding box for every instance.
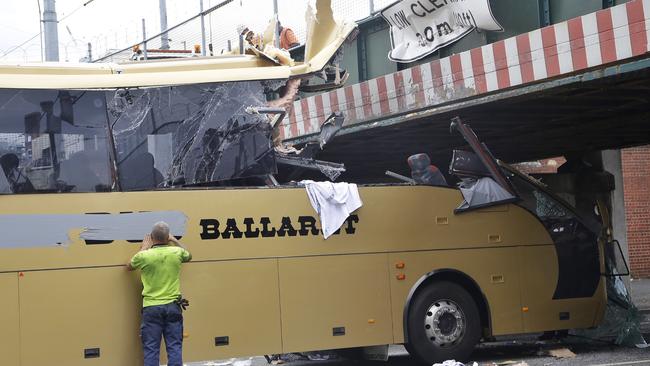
[127,221,192,366]
[279,21,299,50]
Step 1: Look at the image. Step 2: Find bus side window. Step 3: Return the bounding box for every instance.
[107,83,277,191]
[0,88,113,194]
[509,174,569,220]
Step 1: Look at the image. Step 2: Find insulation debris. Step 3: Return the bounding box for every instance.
[547,348,576,358]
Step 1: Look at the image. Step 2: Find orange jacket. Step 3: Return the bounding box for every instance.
[280,28,299,50]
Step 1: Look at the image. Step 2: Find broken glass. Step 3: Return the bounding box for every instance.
[107,81,277,190]
[572,271,647,347]
[317,163,343,181]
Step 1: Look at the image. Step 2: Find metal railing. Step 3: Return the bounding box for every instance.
[94,0,392,64]
[94,0,234,63]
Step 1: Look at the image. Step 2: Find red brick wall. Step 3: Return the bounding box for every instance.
[622,146,650,278]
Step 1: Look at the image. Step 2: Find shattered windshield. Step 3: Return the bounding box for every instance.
[107,81,276,190]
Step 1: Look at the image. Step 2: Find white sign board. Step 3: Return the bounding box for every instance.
[381,0,503,63]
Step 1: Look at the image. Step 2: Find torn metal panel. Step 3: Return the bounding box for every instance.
[303,0,353,70]
[0,211,187,248]
[245,106,286,127]
[108,81,276,189]
[318,112,345,149]
[272,111,347,182]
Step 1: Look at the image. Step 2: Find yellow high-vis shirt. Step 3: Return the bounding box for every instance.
[130,246,191,307]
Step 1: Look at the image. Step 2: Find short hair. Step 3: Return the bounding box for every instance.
[151,221,170,243]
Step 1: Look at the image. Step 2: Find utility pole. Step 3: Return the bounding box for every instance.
[43,0,60,61]
[142,18,148,60]
[37,0,44,62]
[273,0,279,48]
[200,0,207,56]
[159,0,170,49]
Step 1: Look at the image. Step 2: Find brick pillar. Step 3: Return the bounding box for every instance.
[622,146,650,278]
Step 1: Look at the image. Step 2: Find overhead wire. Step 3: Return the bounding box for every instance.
[0,0,99,60]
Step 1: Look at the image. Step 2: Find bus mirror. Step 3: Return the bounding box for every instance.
[602,240,630,277]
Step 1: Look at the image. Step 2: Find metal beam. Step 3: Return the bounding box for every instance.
[286,56,650,146]
[357,29,368,82]
[538,0,551,27]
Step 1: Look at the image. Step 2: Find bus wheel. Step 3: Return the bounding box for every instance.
[406,281,481,364]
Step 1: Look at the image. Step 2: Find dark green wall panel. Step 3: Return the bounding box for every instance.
[550,0,601,23]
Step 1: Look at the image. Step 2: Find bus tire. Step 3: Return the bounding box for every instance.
[406,281,481,364]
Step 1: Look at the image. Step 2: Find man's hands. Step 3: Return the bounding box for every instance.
[168,234,187,250]
[140,233,180,250]
[127,234,154,270]
[168,234,180,246]
[169,234,192,261]
[141,234,154,251]
[128,232,191,271]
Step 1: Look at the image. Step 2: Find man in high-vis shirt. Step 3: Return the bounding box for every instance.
[127,221,192,366]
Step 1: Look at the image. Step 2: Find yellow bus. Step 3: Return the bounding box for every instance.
[0,2,620,365]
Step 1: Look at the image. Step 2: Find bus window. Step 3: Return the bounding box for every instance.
[0,89,113,193]
[512,178,569,220]
[508,172,581,229]
[107,82,276,191]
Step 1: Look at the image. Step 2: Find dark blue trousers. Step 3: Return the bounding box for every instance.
[141,302,183,366]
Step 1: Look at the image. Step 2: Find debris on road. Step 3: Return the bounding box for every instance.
[432,360,476,366]
[204,358,253,366]
[487,361,529,366]
[547,347,576,358]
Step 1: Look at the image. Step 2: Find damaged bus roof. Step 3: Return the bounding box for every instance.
[0,0,356,90]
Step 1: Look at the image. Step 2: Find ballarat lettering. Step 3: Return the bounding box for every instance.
[199,215,360,240]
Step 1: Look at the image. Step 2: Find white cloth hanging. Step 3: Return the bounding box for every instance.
[300,180,363,239]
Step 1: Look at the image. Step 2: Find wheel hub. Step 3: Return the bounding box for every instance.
[424,299,465,347]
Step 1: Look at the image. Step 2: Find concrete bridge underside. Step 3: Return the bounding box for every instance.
[288,57,650,183]
[277,0,650,183]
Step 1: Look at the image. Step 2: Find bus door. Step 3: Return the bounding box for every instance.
[507,171,604,332]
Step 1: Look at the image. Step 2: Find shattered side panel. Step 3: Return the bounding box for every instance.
[107,81,277,189]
